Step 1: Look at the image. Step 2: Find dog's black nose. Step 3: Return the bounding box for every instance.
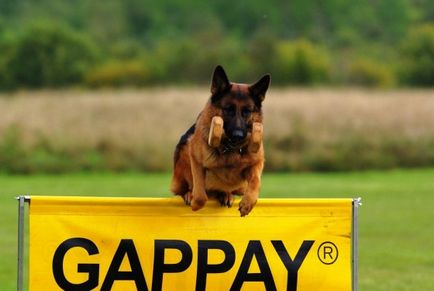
[230,129,246,143]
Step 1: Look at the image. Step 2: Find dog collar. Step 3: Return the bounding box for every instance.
[220,145,246,155]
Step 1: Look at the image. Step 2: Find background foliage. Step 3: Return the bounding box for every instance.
[0,0,433,89]
[1,89,433,174]
[0,1,433,173]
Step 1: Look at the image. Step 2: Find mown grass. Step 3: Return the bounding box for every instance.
[1,169,433,290]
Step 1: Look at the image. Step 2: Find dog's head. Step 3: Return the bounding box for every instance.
[210,65,270,146]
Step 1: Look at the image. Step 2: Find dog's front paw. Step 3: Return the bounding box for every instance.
[238,197,257,217]
[191,194,208,211]
[182,191,193,206]
[218,192,234,208]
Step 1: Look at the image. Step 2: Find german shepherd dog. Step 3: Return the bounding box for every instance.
[171,65,270,216]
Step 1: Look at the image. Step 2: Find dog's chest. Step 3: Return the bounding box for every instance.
[210,152,250,184]
[205,166,247,192]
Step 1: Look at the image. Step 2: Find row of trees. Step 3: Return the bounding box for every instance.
[2,0,432,46]
[0,0,433,89]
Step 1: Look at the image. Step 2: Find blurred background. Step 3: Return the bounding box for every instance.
[1,1,434,290]
[1,0,433,89]
[0,0,433,173]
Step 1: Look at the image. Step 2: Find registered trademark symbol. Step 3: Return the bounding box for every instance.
[317,241,338,265]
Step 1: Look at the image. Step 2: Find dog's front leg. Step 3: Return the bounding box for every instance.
[189,154,208,211]
[239,163,263,216]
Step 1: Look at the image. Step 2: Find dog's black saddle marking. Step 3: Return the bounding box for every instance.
[173,123,196,164]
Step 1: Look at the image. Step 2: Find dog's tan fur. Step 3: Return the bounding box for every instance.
[171,66,270,216]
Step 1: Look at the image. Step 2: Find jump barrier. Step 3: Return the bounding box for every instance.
[18,196,361,291]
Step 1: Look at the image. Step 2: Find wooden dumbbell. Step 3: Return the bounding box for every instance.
[208,116,263,153]
[248,122,263,153]
[208,116,224,148]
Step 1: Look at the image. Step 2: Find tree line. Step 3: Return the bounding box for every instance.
[0,0,433,89]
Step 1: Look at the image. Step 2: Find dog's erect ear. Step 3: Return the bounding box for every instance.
[249,74,270,107]
[211,65,230,96]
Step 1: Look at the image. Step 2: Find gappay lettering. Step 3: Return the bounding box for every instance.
[52,238,315,291]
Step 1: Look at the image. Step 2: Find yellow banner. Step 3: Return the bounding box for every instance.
[29,196,354,291]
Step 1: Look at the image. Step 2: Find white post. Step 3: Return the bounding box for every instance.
[352,197,362,291]
[17,195,30,291]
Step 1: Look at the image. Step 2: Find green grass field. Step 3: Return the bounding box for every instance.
[1,169,433,290]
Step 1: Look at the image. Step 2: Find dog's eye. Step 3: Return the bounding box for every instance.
[242,108,252,118]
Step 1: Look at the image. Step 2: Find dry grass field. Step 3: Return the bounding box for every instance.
[0,88,433,172]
